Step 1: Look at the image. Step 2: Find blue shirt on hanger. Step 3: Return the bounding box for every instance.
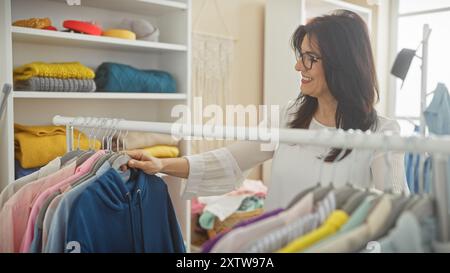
[64,168,186,253]
[44,161,112,253]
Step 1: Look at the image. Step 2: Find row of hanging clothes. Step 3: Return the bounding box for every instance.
[199,120,450,253]
[0,120,186,253]
[201,160,448,253]
[404,83,450,194]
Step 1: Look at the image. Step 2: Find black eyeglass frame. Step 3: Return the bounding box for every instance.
[295,50,322,70]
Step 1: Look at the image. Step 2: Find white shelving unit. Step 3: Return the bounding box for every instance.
[12,26,188,53]
[0,0,192,248]
[13,91,187,100]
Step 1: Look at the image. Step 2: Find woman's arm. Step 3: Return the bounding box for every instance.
[127,141,275,199]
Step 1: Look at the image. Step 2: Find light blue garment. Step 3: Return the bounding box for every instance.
[424,83,450,135]
[423,83,450,210]
[44,161,112,253]
[404,126,432,193]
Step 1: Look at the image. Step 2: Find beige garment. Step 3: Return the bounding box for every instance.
[312,196,392,253]
[210,192,314,253]
[0,157,61,210]
[124,132,179,150]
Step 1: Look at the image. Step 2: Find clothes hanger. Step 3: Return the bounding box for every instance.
[69,117,95,167]
[110,119,132,175]
[70,118,112,188]
[60,116,85,166]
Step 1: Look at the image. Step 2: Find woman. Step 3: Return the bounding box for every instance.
[127,10,408,210]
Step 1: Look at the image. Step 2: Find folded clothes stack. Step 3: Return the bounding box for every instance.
[110,131,181,158]
[14,62,96,92]
[14,124,100,169]
[95,62,176,93]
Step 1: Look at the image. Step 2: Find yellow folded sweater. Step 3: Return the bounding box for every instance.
[142,145,180,158]
[13,62,95,82]
[14,124,100,168]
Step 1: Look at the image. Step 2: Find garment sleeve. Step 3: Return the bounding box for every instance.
[181,100,294,199]
[182,141,274,199]
[371,119,410,195]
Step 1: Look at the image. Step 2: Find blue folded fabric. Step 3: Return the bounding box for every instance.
[95,62,176,93]
[15,159,39,180]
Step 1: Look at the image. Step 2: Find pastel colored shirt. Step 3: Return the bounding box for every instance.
[277,210,349,253]
[0,157,61,210]
[0,161,76,253]
[20,151,104,252]
[210,192,315,252]
[44,161,111,253]
[243,192,336,253]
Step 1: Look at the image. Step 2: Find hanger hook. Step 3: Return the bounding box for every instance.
[78,116,90,151]
[330,129,348,185]
[122,128,129,151]
[314,128,325,185]
[71,116,81,151]
[112,119,120,152]
[365,130,376,190]
[317,128,335,185]
[116,123,122,152]
[345,129,358,185]
[383,131,394,193]
[88,117,98,150]
[110,119,120,152]
[101,118,111,150]
[92,118,103,151]
[108,118,118,152]
[106,118,113,152]
[115,119,124,152]
[98,118,107,150]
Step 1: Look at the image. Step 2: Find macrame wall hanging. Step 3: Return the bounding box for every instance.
[191,0,236,154]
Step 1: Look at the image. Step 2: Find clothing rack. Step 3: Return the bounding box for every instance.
[53,115,450,246]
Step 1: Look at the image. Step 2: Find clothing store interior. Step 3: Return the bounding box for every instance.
[1,0,450,254]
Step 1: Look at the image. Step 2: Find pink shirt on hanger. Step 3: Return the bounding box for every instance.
[0,162,77,253]
[19,151,105,253]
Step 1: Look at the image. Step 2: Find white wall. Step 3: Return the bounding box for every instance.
[192,0,265,179]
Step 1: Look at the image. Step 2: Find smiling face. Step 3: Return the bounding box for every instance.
[295,34,331,99]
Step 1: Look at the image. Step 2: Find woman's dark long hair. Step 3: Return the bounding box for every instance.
[289,10,379,162]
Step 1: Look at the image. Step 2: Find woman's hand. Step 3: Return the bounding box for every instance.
[126,150,163,175]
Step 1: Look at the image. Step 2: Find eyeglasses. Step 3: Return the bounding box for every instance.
[295,50,322,70]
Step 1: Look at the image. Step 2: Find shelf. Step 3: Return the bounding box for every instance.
[12,26,187,53]
[49,0,187,16]
[13,91,187,100]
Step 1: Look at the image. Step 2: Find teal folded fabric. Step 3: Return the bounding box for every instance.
[95,62,176,93]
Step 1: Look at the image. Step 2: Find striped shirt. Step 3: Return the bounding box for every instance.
[243,192,336,253]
